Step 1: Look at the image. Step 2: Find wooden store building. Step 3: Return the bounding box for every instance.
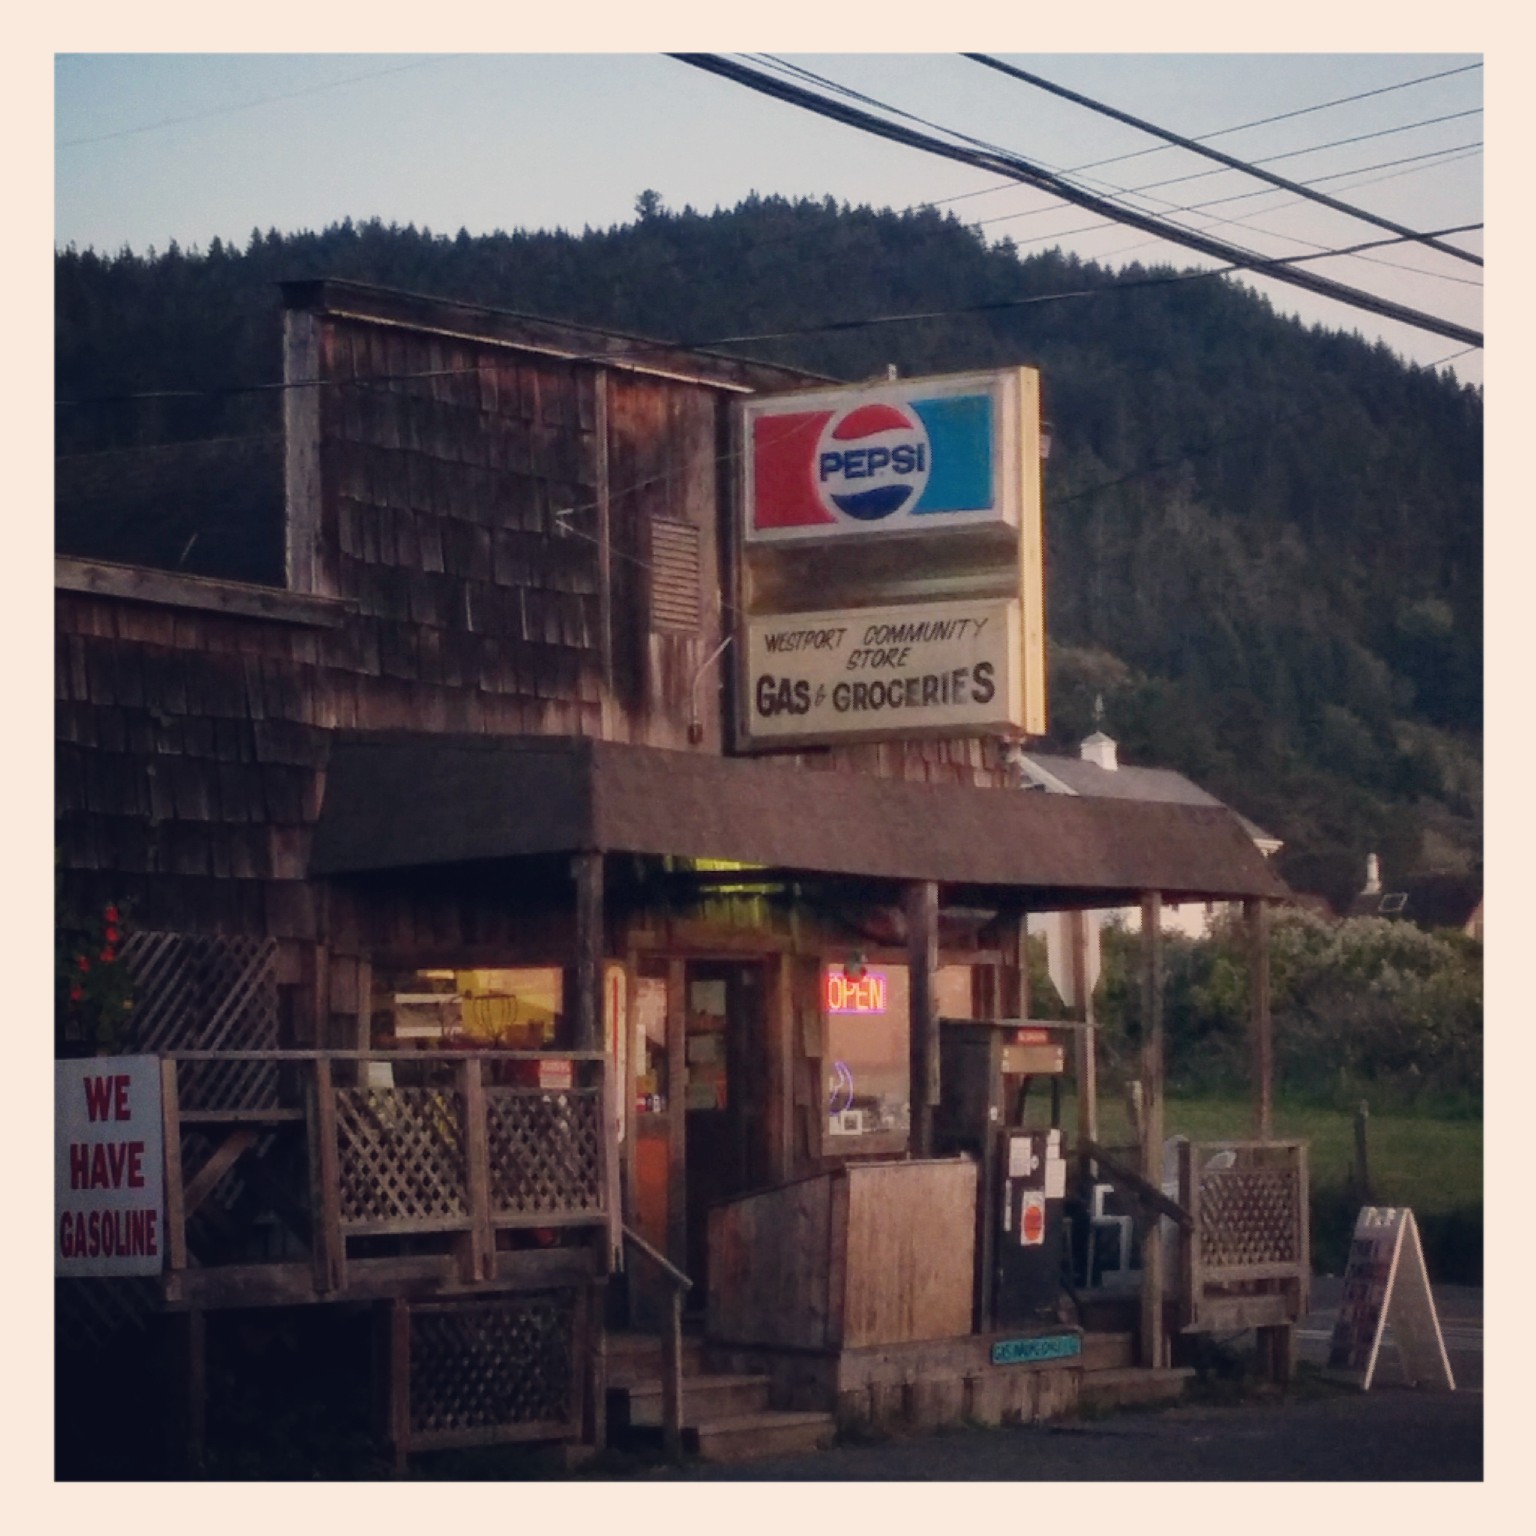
[55,279,1307,1467]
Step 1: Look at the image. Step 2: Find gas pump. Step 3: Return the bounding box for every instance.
[936,1020,1070,1332]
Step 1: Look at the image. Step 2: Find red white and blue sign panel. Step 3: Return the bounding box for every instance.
[741,370,1030,543]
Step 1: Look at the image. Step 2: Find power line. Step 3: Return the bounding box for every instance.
[58,56,462,149]
[921,60,1483,209]
[672,54,1481,349]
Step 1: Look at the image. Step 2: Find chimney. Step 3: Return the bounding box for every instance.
[1080,730,1118,772]
[1363,852,1382,896]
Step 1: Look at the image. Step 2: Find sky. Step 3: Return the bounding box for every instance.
[53,49,1484,383]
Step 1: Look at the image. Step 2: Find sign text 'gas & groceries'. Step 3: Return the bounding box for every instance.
[746,597,1023,743]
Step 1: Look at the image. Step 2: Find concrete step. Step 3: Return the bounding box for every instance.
[1079,1366,1195,1414]
[689,1409,837,1464]
[1080,1331,1135,1372]
[620,1372,773,1428]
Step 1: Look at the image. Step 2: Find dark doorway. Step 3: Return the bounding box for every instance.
[682,959,768,1302]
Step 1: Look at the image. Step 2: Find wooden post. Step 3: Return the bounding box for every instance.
[160,1058,188,1281]
[665,958,688,1274]
[185,1307,207,1472]
[662,1284,684,1460]
[1177,1138,1199,1332]
[460,1057,492,1282]
[1353,1099,1372,1203]
[574,852,604,1052]
[1139,892,1166,1370]
[1069,909,1099,1158]
[307,1056,345,1293]
[1248,897,1273,1141]
[769,953,796,1183]
[905,881,939,1157]
[584,1280,609,1452]
[389,1296,411,1473]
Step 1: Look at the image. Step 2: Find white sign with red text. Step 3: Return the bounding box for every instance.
[56,1056,166,1277]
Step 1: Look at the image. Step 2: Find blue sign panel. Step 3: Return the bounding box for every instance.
[990,1333,1082,1367]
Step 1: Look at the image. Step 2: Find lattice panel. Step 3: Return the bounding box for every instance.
[485,1088,604,1220]
[334,1087,468,1227]
[121,931,279,1111]
[409,1293,576,1437]
[1199,1167,1301,1270]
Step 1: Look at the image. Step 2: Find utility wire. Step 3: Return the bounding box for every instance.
[965,55,1480,266]
[673,53,1481,348]
[58,56,462,149]
[923,60,1482,209]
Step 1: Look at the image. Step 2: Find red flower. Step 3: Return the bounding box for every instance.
[99,948,114,964]
[104,906,120,923]
[69,986,84,1004]
[105,926,120,945]
[76,955,91,974]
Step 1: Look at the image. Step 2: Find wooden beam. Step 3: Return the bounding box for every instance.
[905,881,939,1157]
[55,556,351,626]
[573,852,604,1052]
[1247,898,1274,1140]
[1139,892,1166,1370]
[181,1128,259,1218]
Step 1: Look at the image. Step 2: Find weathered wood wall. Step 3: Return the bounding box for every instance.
[56,283,1021,1051]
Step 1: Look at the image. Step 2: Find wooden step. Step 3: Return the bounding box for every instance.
[605,1334,705,1389]
[1078,1366,1195,1414]
[1080,1331,1135,1372]
[688,1409,837,1464]
[620,1372,772,1428]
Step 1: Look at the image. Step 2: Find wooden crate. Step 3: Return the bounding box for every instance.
[706,1157,976,1350]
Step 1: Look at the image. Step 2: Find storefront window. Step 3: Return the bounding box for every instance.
[824,962,974,1142]
[371,967,565,1049]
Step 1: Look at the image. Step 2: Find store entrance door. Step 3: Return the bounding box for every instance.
[681,959,768,1305]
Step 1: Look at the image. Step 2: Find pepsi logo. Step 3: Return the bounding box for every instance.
[815,401,931,521]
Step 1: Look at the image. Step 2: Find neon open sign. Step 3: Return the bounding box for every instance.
[825,969,888,1014]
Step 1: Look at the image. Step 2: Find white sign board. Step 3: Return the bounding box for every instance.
[1040,910,1103,1010]
[740,369,1034,545]
[1327,1206,1455,1390]
[56,1055,166,1277]
[745,597,1022,745]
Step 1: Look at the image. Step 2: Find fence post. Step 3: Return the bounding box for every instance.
[1353,1099,1373,1204]
[160,1057,188,1283]
[460,1056,492,1282]
[307,1056,345,1293]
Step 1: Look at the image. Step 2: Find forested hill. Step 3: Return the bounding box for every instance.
[54,195,1483,911]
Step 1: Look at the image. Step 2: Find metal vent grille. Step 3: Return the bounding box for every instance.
[650,518,702,632]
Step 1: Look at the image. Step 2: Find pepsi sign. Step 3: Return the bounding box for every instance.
[742,369,1033,543]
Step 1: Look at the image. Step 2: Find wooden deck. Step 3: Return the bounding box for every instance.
[155,1048,618,1309]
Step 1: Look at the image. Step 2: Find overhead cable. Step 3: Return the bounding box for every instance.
[671,53,1481,349]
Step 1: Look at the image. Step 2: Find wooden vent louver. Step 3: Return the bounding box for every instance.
[649,518,702,632]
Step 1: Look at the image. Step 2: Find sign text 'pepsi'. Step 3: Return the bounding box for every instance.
[742,371,1024,543]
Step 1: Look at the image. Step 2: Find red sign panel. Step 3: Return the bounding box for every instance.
[824,969,888,1015]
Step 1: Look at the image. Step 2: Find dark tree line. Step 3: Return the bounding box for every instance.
[55,195,1482,909]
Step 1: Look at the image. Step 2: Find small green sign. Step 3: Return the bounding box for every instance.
[990,1333,1082,1366]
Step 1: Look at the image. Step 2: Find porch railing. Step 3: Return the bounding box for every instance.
[158,1049,618,1307]
[1176,1138,1310,1334]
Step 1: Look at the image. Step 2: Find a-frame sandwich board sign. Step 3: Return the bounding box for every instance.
[1327,1207,1455,1390]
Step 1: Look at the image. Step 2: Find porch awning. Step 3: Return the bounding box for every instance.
[310,733,1290,905]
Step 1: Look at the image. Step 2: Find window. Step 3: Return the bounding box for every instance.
[370,966,565,1049]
